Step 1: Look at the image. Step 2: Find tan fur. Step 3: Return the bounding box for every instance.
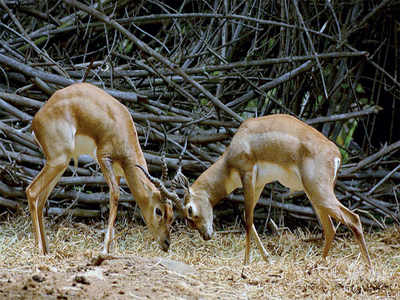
[184,114,371,267]
[26,83,173,254]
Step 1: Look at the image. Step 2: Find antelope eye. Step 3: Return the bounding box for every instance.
[188,206,193,218]
[155,207,162,217]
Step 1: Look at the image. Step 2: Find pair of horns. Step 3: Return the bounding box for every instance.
[138,134,190,211]
[136,164,186,211]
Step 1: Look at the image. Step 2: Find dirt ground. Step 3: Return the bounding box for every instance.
[1,255,217,299]
[0,215,399,299]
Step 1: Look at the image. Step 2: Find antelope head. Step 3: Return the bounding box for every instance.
[183,187,214,240]
[136,165,184,216]
[163,156,214,240]
[137,180,174,252]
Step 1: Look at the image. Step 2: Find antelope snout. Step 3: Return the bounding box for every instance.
[159,237,170,252]
[201,231,212,241]
[199,223,214,241]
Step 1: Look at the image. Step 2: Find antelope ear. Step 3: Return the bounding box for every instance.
[184,188,195,209]
[188,187,195,197]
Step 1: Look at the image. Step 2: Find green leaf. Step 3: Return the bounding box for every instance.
[268,38,275,49]
[200,98,208,106]
[246,100,257,108]
[344,120,358,148]
[356,83,365,93]
[340,148,349,163]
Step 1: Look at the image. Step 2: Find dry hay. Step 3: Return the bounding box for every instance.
[0,212,399,299]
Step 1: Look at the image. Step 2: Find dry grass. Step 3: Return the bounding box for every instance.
[0,212,399,299]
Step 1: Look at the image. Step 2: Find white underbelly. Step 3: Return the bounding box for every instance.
[73,135,97,158]
[226,162,304,194]
[256,162,303,192]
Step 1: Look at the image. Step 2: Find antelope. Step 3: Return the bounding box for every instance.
[26,83,180,255]
[182,114,371,266]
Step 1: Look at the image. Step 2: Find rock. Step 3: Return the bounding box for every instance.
[74,275,90,285]
[32,274,46,283]
[158,258,197,276]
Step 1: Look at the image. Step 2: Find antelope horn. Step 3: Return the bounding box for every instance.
[161,152,168,183]
[172,169,190,191]
[136,164,184,211]
[171,137,190,191]
[161,127,168,182]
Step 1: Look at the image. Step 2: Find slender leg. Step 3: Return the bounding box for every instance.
[250,185,269,262]
[251,225,269,261]
[26,161,68,254]
[303,176,371,267]
[300,156,371,266]
[98,156,120,254]
[314,206,336,259]
[310,189,371,266]
[37,172,64,254]
[241,170,257,265]
[334,203,371,266]
[314,198,371,266]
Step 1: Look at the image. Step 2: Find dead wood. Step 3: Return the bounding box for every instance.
[0,0,398,231]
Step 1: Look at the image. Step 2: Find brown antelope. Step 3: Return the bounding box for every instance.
[26,83,179,255]
[182,114,371,266]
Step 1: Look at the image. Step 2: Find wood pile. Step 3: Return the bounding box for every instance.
[0,0,399,230]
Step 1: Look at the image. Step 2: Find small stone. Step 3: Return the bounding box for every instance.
[74,275,90,285]
[32,274,46,283]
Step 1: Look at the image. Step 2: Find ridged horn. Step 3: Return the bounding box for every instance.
[171,137,190,191]
[136,164,184,211]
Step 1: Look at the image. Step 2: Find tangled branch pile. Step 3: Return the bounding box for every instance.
[0,0,399,231]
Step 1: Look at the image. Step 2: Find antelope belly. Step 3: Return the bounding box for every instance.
[74,135,97,158]
[256,162,303,192]
[73,135,125,177]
